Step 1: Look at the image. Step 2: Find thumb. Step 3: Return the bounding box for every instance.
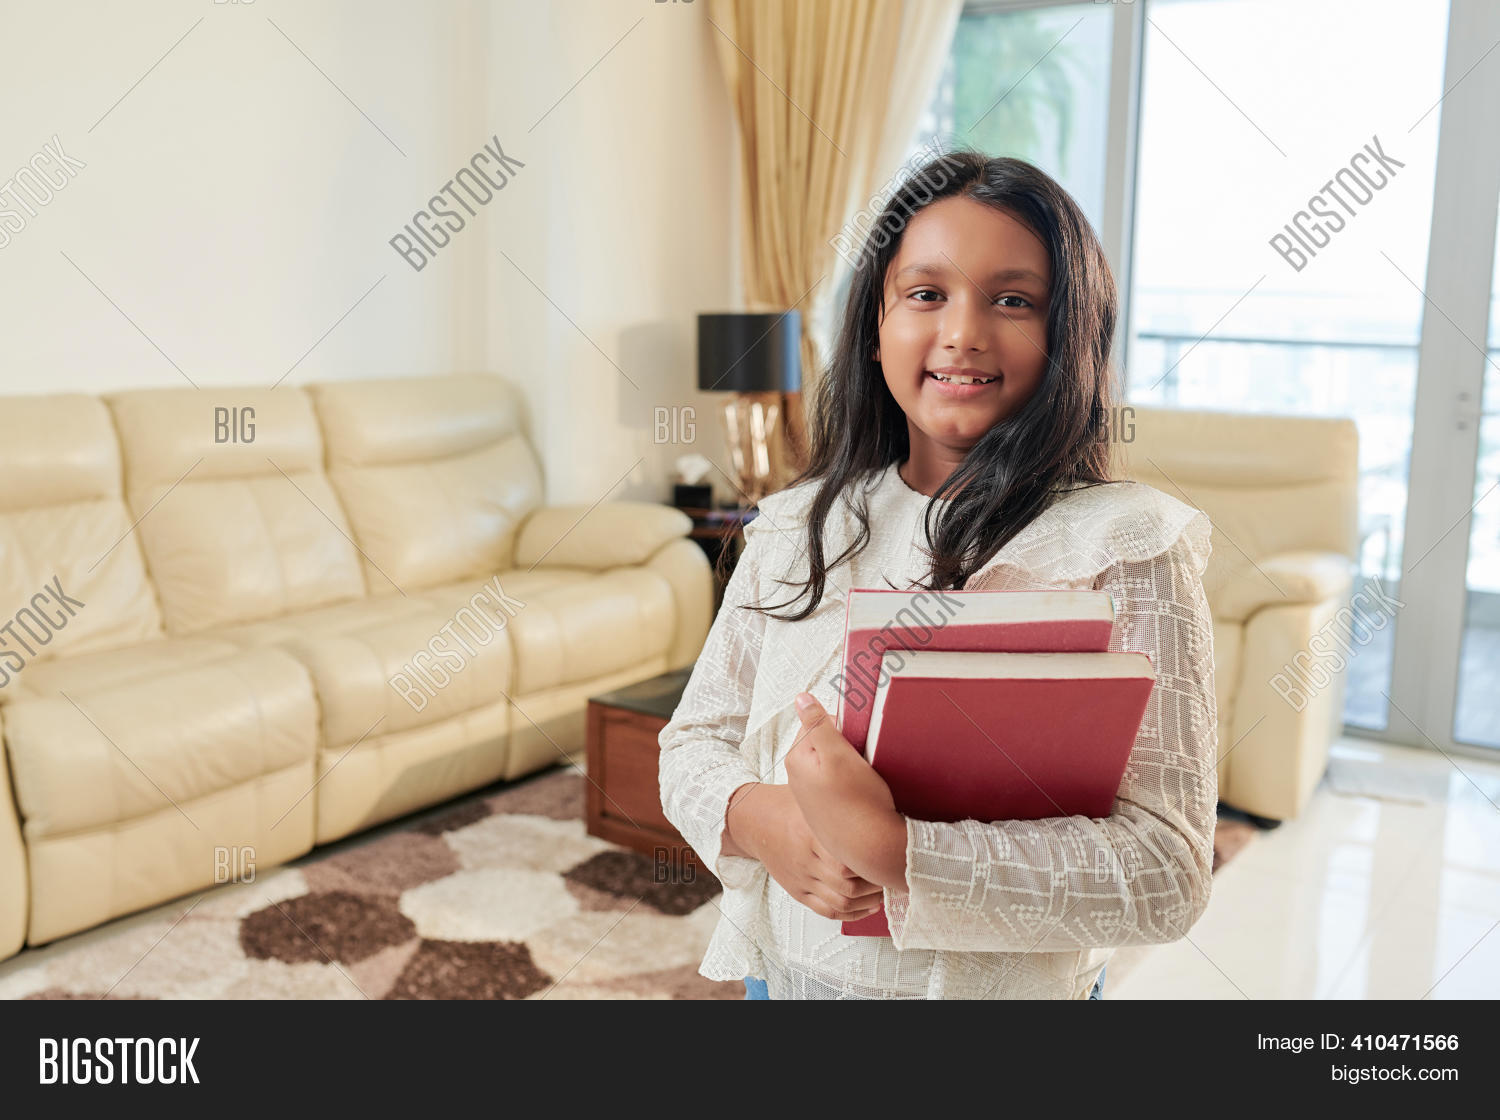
[793,692,827,729]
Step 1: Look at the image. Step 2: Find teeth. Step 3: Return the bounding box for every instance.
[930,372,997,385]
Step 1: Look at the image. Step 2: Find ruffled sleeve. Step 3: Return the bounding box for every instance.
[882,482,1219,955]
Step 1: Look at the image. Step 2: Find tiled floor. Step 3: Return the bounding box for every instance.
[1107,735,1500,999]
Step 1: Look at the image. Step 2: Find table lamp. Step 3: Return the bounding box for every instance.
[697,311,802,507]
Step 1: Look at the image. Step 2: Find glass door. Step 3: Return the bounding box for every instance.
[1424,198,1500,751]
[1452,250,1499,747]
[1122,0,1500,757]
[1385,0,1500,758]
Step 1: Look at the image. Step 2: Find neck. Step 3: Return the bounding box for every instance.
[900,443,968,498]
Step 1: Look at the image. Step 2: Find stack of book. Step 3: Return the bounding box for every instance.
[832,587,1155,937]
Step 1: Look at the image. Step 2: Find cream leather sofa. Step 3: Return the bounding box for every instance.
[1118,406,1360,823]
[0,374,711,960]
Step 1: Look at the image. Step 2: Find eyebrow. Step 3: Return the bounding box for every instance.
[893,262,1047,287]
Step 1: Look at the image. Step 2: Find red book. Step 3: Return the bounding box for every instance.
[834,588,1116,755]
[840,649,1154,937]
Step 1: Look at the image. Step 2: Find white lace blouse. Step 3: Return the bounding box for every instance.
[657,460,1218,999]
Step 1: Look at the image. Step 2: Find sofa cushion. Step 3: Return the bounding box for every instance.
[308,375,545,594]
[105,386,367,634]
[210,592,439,645]
[1,635,242,702]
[0,395,163,698]
[6,646,321,946]
[417,567,678,695]
[208,563,677,747]
[210,593,515,747]
[4,647,317,839]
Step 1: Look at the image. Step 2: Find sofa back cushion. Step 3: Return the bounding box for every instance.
[1116,406,1360,610]
[308,374,545,594]
[0,395,164,677]
[106,387,366,633]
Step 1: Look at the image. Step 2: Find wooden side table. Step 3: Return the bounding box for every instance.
[585,667,707,881]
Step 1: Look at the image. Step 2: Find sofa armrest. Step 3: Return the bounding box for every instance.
[0,708,29,961]
[1214,550,1354,623]
[1224,594,1352,820]
[513,501,693,571]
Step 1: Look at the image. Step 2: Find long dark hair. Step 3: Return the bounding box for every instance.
[743,149,1123,622]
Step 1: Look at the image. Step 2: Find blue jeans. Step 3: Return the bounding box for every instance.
[743,967,1105,1000]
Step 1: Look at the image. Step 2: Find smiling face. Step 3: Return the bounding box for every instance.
[876,195,1052,471]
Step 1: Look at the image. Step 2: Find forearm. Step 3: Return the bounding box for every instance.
[722,781,796,861]
[835,809,909,889]
[870,814,910,888]
[885,790,1215,953]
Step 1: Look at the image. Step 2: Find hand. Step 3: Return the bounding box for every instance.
[784,693,909,890]
[724,782,884,921]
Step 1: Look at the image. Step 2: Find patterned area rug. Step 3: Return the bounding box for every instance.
[0,769,1259,1000]
[0,769,741,1000]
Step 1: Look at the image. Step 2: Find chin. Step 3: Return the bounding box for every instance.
[918,409,1003,439]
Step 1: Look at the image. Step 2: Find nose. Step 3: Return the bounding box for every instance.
[940,290,988,354]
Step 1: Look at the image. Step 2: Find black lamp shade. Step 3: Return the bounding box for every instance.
[697,312,802,393]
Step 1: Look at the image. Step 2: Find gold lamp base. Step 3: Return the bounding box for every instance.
[721,391,783,507]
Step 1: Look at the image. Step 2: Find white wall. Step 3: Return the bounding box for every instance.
[0,0,738,506]
[483,0,739,504]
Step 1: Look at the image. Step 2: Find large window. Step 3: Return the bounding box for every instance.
[899,0,1500,757]
[910,1,1114,233]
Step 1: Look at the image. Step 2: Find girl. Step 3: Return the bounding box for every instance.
[658,150,1217,1000]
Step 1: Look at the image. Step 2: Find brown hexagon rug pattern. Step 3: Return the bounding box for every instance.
[0,768,742,1000]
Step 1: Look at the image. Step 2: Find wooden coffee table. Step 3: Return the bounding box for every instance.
[585,667,707,880]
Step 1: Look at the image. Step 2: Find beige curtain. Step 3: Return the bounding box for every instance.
[865,1,964,213]
[708,0,962,490]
